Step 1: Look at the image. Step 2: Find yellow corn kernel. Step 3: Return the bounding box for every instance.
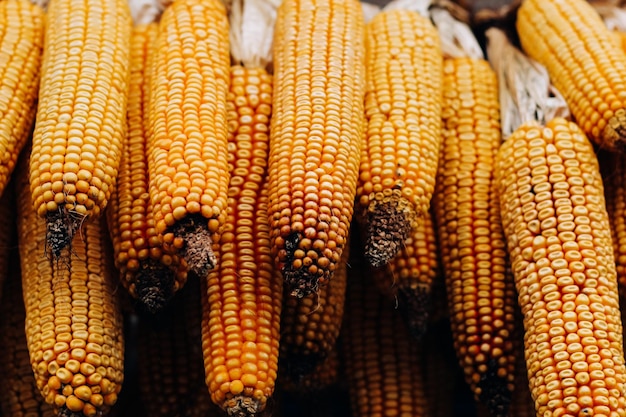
[0,0,44,199]
[342,252,428,417]
[269,0,366,297]
[17,153,125,416]
[357,9,443,268]
[517,0,626,151]
[202,66,281,415]
[280,245,348,379]
[495,117,626,417]
[435,57,516,414]
[373,208,440,339]
[107,22,185,313]
[147,0,230,279]
[28,0,131,257]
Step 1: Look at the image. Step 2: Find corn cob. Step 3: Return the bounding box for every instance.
[269,0,366,297]
[138,276,219,417]
[372,208,439,339]
[599,150,626,298]
[510,314,535,417]
[357,8,443,269]
[0,257,56,417]
[0,0,44,199]
[201,66,281,416]
[17,153,125,417]
[434,57,516,416]
[28,0,131,257]
[279,245,347,380]
[342,252,428,417]
[495,117,626,416]
[280,346,340,394]
[516,0,626,151]
[423,321,458,417]
[146,0,230,279]
[107,22,185,313]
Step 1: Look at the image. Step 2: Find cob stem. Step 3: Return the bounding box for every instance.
[46,209,82,258]
[364,197,413,268]
[134,259,176,314]
[224,396,261,417]
[170,214,216,279]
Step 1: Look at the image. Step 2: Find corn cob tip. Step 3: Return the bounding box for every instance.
[363,200,413,268]
[46,209,83,258]
[396,285,431,341]
[57,405,91,417]
[223,395,262,417]
[603,108,626,152]
[477,359,512,417]
[134,259,176,314]
[169,214,216,279]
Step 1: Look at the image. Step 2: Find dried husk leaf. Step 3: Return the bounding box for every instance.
[361,2,381,24]
[229,0,279,70]
[383,0,431,17]
[485,27,569,139]
[430,5,483,59]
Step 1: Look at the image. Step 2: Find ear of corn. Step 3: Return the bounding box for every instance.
[147,0,230,279]
[17,152,126,417]
[280,346,340,395]
[357,8,443,268]
[423,321,459,417]
[0,0,44,199]
[509,311,535,417]
[372,208,440,339]
[269,0,366,297]
[435,57,516,416]
[516,0,626,151]
[342,250,428,417]
[495,117,626,416]
[0,257,57,417]
[279,245,348,380]
[107,22,185,314]
[138,276,220,417]
[201,66,281,416]
[0,184,15,303]
[28,0,132,257]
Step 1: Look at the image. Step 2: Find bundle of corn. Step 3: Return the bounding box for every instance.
[146,0,230,280]
[28,0,132,257]
[355,3,443,269]
[489,27,626,417]
[268,0,366,297]
[201,1,282,415]
[17,151,125,416]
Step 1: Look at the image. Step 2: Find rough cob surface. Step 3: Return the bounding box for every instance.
[516,0,626,151]
[107,22,185,313]
[201,65,281,417]
[357,8,443,268]
[0,0,44,199]
[17,154,125,417]
[435,57,516,416]
[495,117,626,416]
[372,208,439,339]
[269,0,366,297]
[279,245,348,380]
[147,0,230,279]
[138,276,219,417]
[0,257,56,417]
[342,251,428,417]
[28,0,131,257]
